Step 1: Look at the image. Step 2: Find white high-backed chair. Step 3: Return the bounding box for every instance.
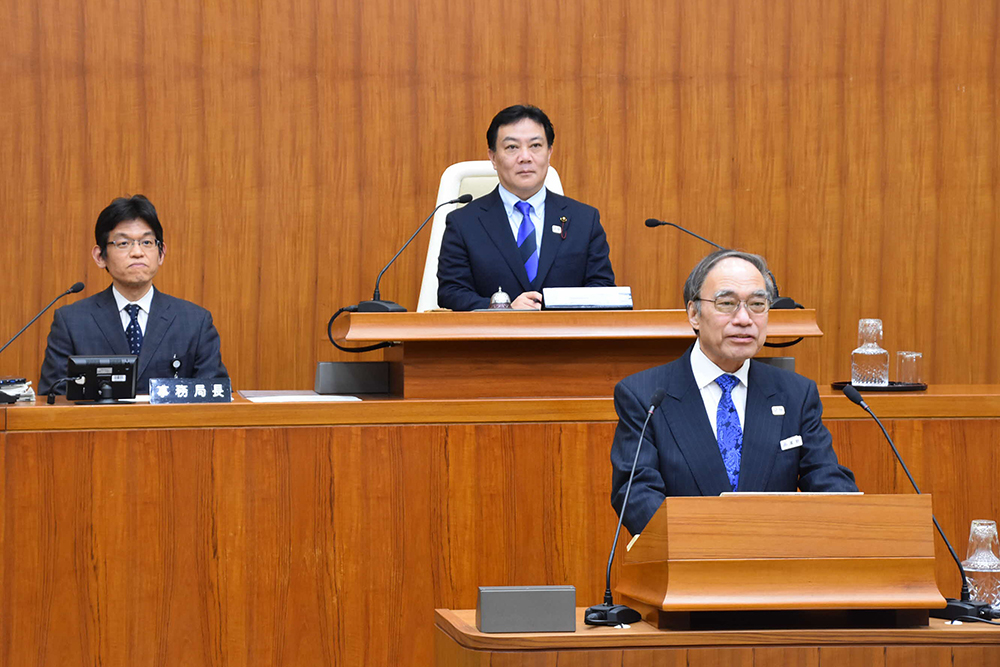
[416,160,565,312]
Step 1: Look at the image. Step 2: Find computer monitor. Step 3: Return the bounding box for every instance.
[66,355,138,403]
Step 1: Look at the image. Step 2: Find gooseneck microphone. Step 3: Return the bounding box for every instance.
[841,385,993,622]
[0,282,85,356]
[585,388,666,626]
[644,218,802,312]
[328,195,474,353]
[644,218,723,250]
[357,194,474,313]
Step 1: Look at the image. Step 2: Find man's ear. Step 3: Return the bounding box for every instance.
[92,245,107,269]
[686,300,700,334]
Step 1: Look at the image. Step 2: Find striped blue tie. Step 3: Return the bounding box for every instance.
[514,200,538,283]
[126,304,143,356]
[715,374,743,490]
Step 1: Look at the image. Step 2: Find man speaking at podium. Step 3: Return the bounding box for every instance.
[38,195,227,395]
[610,250,857,535]
[437,105,615,311]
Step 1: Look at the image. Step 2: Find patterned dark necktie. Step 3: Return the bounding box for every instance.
[125,304,143,356]
[715,374,743,490]
[514,200,538,283]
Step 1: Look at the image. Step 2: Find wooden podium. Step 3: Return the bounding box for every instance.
[331,309,822,399]
[616,494,948,629]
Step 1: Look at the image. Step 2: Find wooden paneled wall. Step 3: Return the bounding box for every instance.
[2,0,998,389]
[1,418,997,667]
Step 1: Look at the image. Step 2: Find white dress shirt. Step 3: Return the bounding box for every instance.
[689,339,751,438]
[112,284,155,336]
[497,183,546,253]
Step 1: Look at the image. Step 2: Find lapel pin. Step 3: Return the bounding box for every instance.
[551,224,562,234]
[558,216,569,239]
[772,405,785,415]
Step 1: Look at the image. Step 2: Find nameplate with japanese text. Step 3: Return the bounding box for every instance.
[149,378,232,404]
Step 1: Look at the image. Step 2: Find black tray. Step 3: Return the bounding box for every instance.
[830,381,927,392]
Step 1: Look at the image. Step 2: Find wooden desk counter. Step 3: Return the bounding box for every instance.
[3,384,999,431]
[333,308,823,340]
[1,386,998,667]
[436,608,1000,666]
[438,607,1000,649]
[333,309,821,399]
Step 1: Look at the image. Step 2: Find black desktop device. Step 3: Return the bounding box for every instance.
[66,355,138,403]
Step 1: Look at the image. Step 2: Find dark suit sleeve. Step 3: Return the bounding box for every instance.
[437,210,491,311]
[611,379,668,536]
[583,211,615,287]
[190,310,228,380]
[38,308,74,395]
[796,379,858,492]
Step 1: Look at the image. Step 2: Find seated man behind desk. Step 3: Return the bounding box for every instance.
[38,195,227,395]
[610,250,857,535]
[437,104,615,311]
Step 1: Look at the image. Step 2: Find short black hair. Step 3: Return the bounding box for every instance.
[95,195,164,258]
[486,105,555,152]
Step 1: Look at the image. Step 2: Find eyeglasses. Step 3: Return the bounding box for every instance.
[107,238,161,252]
[693,296,770,315]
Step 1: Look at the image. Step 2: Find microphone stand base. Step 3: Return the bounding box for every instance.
[584,603,643,626]
[356,300,407,313]
[930,598,992,621]
[770,297,803,309]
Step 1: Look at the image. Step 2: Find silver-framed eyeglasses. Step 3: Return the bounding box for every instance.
[107,238,161,252]
[693,295,770,315]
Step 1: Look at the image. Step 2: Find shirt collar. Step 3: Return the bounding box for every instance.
[497,182,546,216]
[690,339,751,389]
[112,284,155,314]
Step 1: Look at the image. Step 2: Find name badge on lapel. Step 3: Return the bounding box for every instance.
[772,405,785,415]
[780,435,803,451]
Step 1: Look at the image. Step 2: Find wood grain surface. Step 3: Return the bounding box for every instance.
[332,309,823,342]
[5,384,1000,431]
[617,496,943,614]
[436,607,1000,649]
[2,0,998,390]
[434,609,1000,665]
[1,414,998,666]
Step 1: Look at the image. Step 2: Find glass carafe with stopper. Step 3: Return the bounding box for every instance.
[851,318,889,386]
[963,520,1000,610]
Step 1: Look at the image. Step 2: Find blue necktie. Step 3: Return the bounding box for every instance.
[514,200,538,283]
[715,374,743,490]
[126,304,143,356]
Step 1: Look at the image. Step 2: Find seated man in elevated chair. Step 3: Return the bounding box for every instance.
[437,104,615,311]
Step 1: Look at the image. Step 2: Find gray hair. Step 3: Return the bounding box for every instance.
[683,249,777,314]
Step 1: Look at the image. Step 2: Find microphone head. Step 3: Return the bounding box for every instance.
[456,194,473,204]
[69,282,85,294]
[842,384,865,406]
[649,388,667,409]
[644,218,663,228]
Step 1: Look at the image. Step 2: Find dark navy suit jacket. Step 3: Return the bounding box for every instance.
[436,187,615,311]
[611,346,858,535]
[38,285,228,395]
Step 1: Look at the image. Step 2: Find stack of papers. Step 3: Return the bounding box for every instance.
[239,390,361,403]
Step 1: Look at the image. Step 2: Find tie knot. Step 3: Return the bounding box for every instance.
[514,200,532,218]
[716,374,739,393]
[126,304,141,320]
